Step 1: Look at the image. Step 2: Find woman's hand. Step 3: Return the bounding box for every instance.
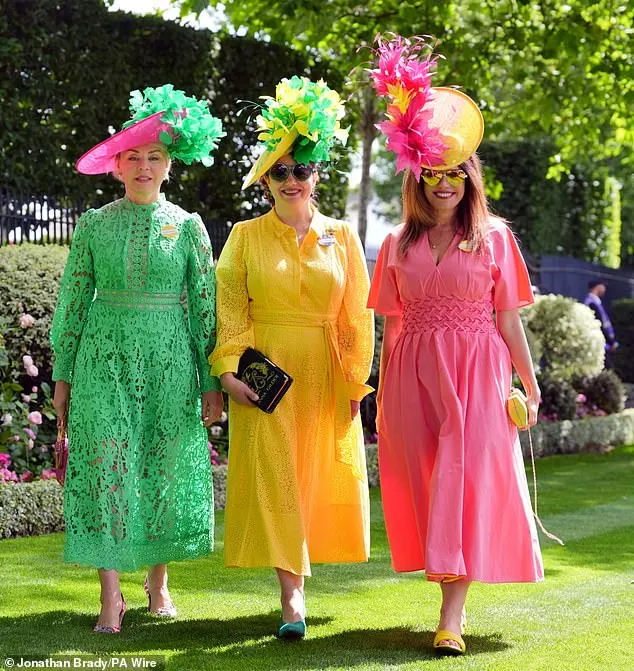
[524,388,541,429]
[201,390,224,427]
[220,372,259,406]
[53,381,70,425]
[350,400,360,420]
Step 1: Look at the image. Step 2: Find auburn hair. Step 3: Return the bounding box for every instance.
[399,153,493,257]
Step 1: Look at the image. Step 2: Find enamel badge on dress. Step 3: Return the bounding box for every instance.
[317,228,337,247]
[458,239,473,252]
[160,224,179,240]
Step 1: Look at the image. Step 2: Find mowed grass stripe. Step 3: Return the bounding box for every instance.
[538,497,634,544]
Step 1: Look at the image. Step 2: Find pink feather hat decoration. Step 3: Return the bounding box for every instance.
[369,34,484,179]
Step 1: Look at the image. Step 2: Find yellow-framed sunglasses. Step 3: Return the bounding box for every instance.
[421,168,469,187]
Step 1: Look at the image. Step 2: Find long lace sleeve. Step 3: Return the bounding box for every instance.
[50,212,96,383]
[186,215,222,393]
[209,222,254,378]
[337,223,375,401]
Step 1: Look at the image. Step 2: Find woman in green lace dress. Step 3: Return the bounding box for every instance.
[51,85,225,633]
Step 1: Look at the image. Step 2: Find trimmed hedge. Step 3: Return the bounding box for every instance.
[0,479,64,539]
[4,417,633,539]
[518,408,634,457]
[366,444,378,488]
[212,464,227,511]
[0,465,229,540]
[365,411,634,487]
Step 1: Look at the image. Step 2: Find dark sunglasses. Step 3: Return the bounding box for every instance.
[421,168,468,187]
[268,162,314,182]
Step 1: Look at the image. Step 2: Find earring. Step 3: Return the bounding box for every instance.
[263,185,274,204]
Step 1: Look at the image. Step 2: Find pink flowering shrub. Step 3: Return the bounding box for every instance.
[19,313,36,329]
[208,442,228,467]
[537,372,625,422]
[1,331,55,481]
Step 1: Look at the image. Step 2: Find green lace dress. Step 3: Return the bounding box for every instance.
[51,195,220,571]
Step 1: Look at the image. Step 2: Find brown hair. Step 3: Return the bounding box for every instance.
[399,153,492,257]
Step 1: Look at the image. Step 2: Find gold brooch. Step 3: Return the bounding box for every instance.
[458,239,473,252]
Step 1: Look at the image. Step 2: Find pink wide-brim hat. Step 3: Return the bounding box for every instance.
[75,111,171,175]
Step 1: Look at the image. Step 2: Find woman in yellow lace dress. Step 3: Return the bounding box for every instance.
[210,77,374,639]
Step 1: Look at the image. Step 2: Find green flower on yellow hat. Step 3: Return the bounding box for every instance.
[256,76,349,165]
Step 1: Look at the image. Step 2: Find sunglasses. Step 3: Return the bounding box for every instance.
[268,162,314,182]
[421,168,468,187]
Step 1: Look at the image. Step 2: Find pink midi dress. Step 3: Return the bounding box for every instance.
[368,219,544,583]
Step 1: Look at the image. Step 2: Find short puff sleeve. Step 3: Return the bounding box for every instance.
[490,221,534,311]
[367,230,402,316]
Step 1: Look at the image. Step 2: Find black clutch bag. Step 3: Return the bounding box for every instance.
[237,347,293,413]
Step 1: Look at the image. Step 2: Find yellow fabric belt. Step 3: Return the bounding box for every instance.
[250,309,361,479]
[95,289,182,310]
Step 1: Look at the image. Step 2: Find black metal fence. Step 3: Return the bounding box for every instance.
[0,188,85,246]
[0,188,232,257]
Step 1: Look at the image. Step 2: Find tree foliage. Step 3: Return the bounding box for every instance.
[175,0,633,173]
[0,0,349,234]
[173,0,633,262]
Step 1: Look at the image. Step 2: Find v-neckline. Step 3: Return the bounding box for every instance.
[426,229,458,267]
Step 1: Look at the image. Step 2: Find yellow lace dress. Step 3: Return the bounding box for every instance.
[210,208,374,575]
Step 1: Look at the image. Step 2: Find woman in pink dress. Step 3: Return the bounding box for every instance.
[366,36,543,656]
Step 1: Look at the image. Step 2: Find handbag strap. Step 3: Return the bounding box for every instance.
[527,428,564,546]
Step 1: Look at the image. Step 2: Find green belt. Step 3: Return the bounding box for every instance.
[95,290,182,310]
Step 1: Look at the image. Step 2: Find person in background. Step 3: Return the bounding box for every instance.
[584,279,619,368]
[210,76,374,640]
[367,36,543,656]
[51,85,225,634]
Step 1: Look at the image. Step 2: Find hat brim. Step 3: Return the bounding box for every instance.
[426,87,484,170]
[75,111,170,175]
[242,129,298,190]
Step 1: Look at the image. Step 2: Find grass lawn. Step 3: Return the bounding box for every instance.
[1,446,633,670]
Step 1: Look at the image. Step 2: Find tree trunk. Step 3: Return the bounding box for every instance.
[357,88,378,251]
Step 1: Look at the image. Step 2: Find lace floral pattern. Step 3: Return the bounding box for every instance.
[50,196,218,571]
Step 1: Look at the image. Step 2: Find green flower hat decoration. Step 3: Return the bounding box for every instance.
[242,76,349,189]
[124,84,226,167]
[76,83,225,175]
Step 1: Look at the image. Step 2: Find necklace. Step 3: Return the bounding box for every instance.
[427,226,455,249]
[296,223,311,244]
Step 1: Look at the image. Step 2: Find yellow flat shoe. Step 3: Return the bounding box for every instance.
[433,629,466,655]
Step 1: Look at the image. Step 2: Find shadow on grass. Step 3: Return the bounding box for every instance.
[169,626,510,670]
[0,610,510,668]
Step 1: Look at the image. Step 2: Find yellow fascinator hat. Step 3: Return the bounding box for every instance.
[369,35,484,178]
[242,76,349,190]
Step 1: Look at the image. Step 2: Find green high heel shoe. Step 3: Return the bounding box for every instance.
[277,617,306,640]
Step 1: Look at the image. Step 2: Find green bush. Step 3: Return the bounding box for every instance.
[0,244,69,382]
[0,479,64,538]
[580,370,626,415]
[523,294,605,381]
[538,375,578,421]
[611,298,634,383]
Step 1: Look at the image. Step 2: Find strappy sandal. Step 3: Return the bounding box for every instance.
[433,629,466,655]
[144,576,177,618]
[93,594,126,634]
